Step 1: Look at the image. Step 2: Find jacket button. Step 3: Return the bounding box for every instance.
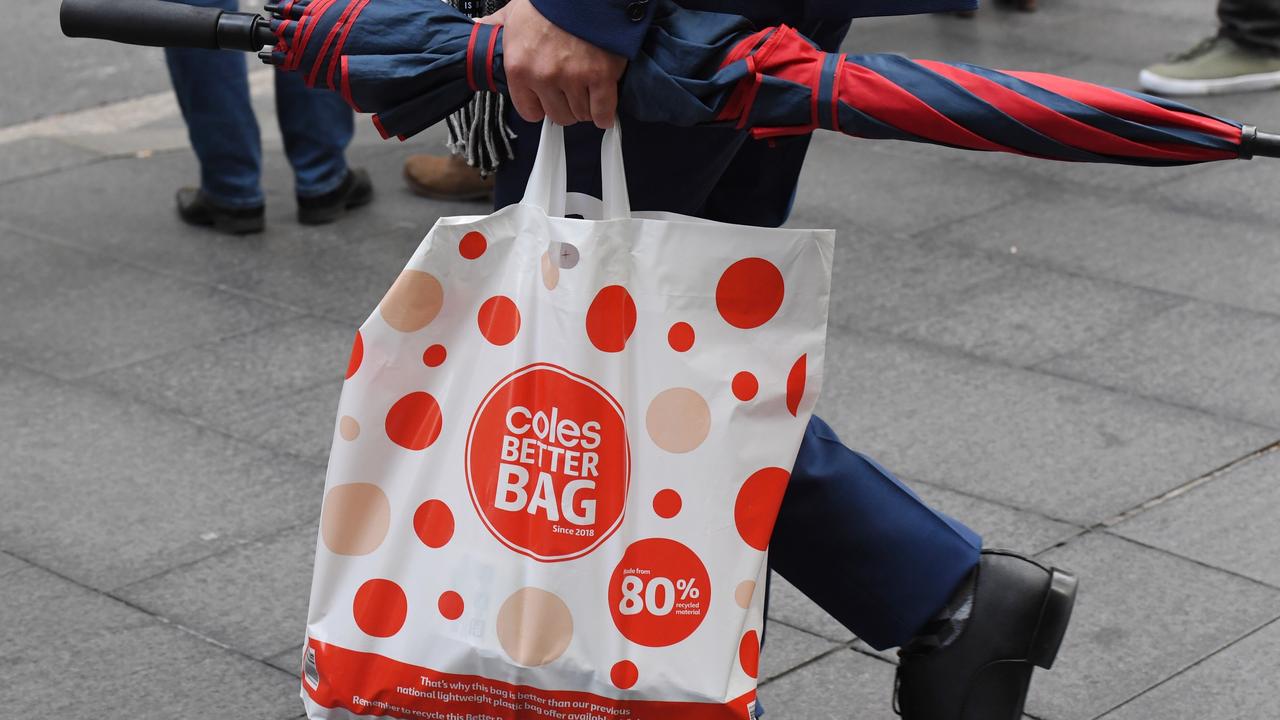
[626,0,647,21]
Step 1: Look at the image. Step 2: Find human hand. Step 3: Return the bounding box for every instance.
[480,0,626,129]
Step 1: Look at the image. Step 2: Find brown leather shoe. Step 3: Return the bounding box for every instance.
[403,153,495,201]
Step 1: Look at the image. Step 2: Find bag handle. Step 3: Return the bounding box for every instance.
[521,119,631,220]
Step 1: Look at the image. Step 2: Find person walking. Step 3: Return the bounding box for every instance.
[165,0,373,233]
[482,1,1078,718]
[1141,0,1280,95]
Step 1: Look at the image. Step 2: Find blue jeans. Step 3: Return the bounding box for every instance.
[164,0,353,207]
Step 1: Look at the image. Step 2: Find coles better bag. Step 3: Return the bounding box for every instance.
[300,121,835,720]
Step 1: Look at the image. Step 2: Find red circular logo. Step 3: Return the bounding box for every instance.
[467,364,630,562]
[608,538,711,647]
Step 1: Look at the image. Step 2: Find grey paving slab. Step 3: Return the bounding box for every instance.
[842,12,1086,73]
[226,380,344,464]
[1035,11,1209,66]
[87,316,354,428]
[1,4,170,127]
[911,481,1082,554]
[817,330,1274,524]
[1039,301,1280,429]
[921,192,1280,317]
[790,131,1037,238]
[767,573,855,643]
[0,564,301,720]
[1113,449,1280,589]
[884,265,1185,367]
[759,623,842,683]
[0,228,298,379]
[0,369,324,591]
[1028,532,1280,720]
[1055,0,1215,21]
[1098,618,1280,720]
[811,232,1014,332]
[118,523,317,660]
[0,137,103,185]
[1146,153,1280,229]
[757,647,899,720]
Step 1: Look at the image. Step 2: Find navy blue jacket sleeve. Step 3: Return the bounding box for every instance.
[803,0,977,18]
[529,0,654,58]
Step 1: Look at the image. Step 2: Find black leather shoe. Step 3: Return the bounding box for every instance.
[296,168,374,225]
[176,187,265,235]
[895,550,1078,720]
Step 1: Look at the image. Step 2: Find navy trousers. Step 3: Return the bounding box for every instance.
[164,0,354,207]
[495,113,982,649]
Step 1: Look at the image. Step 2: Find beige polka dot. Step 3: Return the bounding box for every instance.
[496,587,574,667]
[645,387,711,454]
[339,415,360,441]
[735,580,756,609]
[320,483,390,556]
[380,270,444,332]
[541,250,559,290]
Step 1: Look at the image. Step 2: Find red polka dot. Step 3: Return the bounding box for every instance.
[353,579,407,637]
[413,499,455,548]
[786,354,807,417]
[716,258,784,329]
[422,344,447,367]
[438,591,464,620]
[586,285,637,353]
[478,296,521,346]
[345,331,363,380]
[734,467,790,551]
[611,660,639,690]
[668,322,695,352]
[459,231,487,259]
[386,392,443,451]
[653,489,682,519]
[732,371,758,401]
[739,631,760,678]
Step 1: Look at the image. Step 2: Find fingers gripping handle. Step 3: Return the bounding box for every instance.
[523,120,632,220]
[60,0,274,51]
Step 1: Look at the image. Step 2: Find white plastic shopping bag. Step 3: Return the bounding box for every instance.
[301,121,835,720]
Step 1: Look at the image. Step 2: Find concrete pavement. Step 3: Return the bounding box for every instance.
[3,0,1280,718]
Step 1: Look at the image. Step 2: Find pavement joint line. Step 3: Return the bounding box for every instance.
[0,217,319,322]
[1022,299,1193,371]
[844,323,1280,436]
[0,68,274,146]
[756,641,861,689]
[762,616,852,646]
[1098,530,1280,594]
[1088,614,1280,720]
[906,475,1090,531]
[0,544,298,680]
[0,151,119,191]
[113,514,322,597]
[1100,440,1280,528]
[908,196,1280,329]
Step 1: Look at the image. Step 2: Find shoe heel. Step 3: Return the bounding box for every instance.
[1028,568,1077,669]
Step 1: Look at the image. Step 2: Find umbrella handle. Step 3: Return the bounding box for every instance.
[1240,126,1280,159]
[60,0,274,51]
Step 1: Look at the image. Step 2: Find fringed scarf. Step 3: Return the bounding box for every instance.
[446,0,515,175]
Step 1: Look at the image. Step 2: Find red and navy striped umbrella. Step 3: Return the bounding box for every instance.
[60,0,1280,161]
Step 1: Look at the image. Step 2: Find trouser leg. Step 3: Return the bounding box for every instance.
[1219,0,1280,53]
[274,68,354,197]
[163,0,263,207]
[769,416,983,650]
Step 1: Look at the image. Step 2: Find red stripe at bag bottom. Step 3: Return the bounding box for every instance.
[303,639,757,720]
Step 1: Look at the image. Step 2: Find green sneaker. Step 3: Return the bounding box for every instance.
[1141,35,1280,96]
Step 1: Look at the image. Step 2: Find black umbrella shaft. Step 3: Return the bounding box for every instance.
[1241,126,1280,159]
[60,0,275,51]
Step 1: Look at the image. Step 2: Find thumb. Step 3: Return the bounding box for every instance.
[477,6,508,25]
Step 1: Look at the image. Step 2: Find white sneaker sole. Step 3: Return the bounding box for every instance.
[1139,67,1280,96]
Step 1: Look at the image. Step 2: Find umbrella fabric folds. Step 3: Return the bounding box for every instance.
[266,0,1265,163]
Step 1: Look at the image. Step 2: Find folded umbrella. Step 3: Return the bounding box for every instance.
[60,0,1280,161]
